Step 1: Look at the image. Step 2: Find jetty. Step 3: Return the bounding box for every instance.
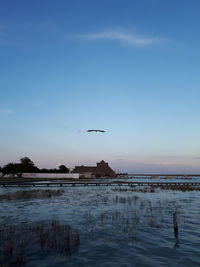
[1,181,200,187]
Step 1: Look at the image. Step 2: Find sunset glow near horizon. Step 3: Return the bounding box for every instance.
[1,0,200,173]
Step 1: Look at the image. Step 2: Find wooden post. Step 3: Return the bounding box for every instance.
[173,213,178,235]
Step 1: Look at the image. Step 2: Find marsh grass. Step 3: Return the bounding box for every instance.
[82,192,185,241]
[0,220,80,266]
[112,187,156,193]
[0,189,65,201]
[151,185,200,192]
[112,185,200,192]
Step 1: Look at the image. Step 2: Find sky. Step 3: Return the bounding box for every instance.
[1,0,200,173]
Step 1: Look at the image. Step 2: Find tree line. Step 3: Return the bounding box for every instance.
[0,157,70,177]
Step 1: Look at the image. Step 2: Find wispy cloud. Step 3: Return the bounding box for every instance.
[0,108,13,114]
[79,30,162,47]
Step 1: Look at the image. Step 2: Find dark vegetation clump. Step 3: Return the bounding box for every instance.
[113,195,139,204]
[1,156,70,177]
[151,185,200,192]
[112,187,155,193]
[0,189,65,201]
[0,220,80,266]
[113,185,200,193]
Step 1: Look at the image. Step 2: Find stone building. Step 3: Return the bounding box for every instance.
[73,160,116,178]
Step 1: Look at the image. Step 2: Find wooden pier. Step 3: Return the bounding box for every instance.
[0,181,200,187]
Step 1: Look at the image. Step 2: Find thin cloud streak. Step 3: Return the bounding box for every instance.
[79,30,162,47]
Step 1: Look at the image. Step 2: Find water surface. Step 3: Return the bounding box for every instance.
[0,186,200,266]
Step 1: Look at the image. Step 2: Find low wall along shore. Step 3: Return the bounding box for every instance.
[22,173,80,179]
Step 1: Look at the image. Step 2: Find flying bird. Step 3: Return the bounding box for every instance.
[87,129,106,133]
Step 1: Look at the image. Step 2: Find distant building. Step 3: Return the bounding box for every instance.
[73,160,116,178]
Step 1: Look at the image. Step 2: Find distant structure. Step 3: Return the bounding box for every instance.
[73,160,116,178]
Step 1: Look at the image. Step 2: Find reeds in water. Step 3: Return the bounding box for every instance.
[0,220,80,266]
[151,185,200,192]
[0,189,65,201]
[112,187,155,193]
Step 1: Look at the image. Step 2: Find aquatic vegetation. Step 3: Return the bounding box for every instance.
[112,187,156,193]
[112,184,200,192]
[81,192,186,242]
[113,195,139,204]
[0,220,80,266]
[0,189,65,201]
[150,185,200,192]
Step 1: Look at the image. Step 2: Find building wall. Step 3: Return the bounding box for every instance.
[80,172,93,178]
[22,173,80,179]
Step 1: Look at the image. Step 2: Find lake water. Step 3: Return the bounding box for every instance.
[0,185,200,266]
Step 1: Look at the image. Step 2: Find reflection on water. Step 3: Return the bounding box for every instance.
[0,186,200,266]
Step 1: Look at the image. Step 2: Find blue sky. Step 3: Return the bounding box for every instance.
[1,0,200,173]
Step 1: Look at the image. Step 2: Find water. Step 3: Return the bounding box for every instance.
[0,186,200,266]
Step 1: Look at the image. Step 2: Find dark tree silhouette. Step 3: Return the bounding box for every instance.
[20,157,34,166]
[2,163,22,177]
[1,157,70,177]
[19,157,38,173]
[58,165,69,173]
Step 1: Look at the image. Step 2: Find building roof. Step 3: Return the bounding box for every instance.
[73,160,116,177]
